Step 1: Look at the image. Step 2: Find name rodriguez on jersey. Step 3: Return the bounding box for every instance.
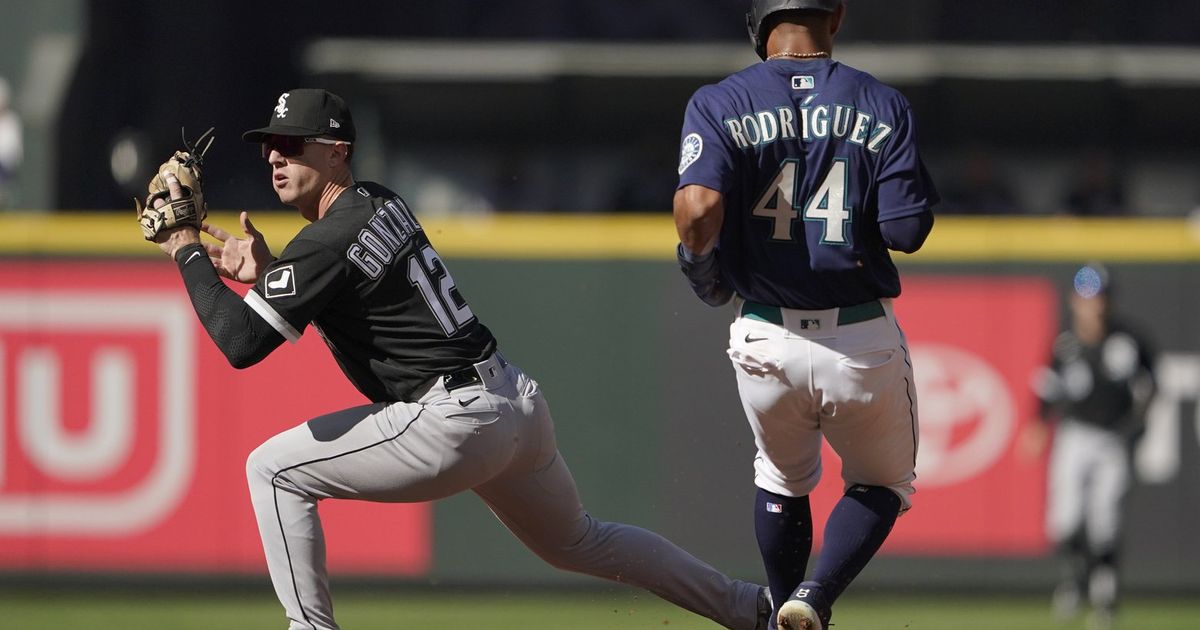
[722,100,894,153]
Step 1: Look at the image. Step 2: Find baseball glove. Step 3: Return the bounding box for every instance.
[135,127,215,241]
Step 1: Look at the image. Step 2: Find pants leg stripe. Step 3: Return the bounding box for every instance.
[894,320,919,469]
[269,406,427,627]
[903,372,918,468]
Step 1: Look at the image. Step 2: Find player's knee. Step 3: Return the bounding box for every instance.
[757,462,821,499]
[245,441,278,488]
[534,547,579,572]
[523,537,583,572]
[531,517,606,573]
[847,484,907,515]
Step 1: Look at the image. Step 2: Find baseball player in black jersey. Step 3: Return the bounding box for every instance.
[149,89,770,630]
[1025,263,1155,630]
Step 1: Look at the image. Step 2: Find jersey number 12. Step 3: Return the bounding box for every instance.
[408,244,475,336]
[752,158,851,244]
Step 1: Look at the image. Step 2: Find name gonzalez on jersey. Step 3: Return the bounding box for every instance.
[345,188,424,279]
[723,94,895,154]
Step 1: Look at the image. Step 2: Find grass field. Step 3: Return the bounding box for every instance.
[1,590,1198,630]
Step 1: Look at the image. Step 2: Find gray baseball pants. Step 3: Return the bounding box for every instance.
[246,353,762,630]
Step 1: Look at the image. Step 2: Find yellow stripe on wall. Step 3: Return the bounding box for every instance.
[915,217,1200,262]
[1,212,1198,262]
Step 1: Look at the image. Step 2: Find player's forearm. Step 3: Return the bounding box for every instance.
[673,185,725,255]
[174,243,286,368]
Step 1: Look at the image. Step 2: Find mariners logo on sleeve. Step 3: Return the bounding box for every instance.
[264,265,297,299]
[678,133,703,175]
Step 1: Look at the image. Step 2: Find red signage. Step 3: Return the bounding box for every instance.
[810,276,1059,555]
[0,262,1061,571]
[0,261,430,574]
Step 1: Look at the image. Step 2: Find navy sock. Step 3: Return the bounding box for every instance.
[754,488,813,616]
[1058,528,1089,593]
[809,485,901,604]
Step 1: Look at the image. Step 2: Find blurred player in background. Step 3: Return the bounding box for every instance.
[0,77,23,208]
[1026,263,1156,630]
[673,1,937,628]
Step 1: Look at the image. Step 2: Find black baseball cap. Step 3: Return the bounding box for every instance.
[242,88,355,143]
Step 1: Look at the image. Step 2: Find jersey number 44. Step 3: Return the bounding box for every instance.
[752,158,851,245]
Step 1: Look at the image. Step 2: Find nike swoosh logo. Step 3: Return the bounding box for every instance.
[184,250,203,265]
[267,269,292,289]
[457,396,480,407]
[744,334,767,343]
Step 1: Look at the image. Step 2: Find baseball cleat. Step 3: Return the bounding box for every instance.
[755,586,773,630]
[1052,582,1083,621]
[776,582,831,630]
[1086,608,1115,630]
[777,599,823,630]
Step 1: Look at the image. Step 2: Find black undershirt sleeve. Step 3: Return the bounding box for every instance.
[174,242,286,368]
[879,210,934,254]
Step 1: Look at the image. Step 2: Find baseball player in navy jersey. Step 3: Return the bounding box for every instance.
[673,2,938,629]
[1025,263,1155,630]
[148,89,770,630]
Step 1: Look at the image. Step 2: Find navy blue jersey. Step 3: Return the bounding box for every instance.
[677,59,938,309]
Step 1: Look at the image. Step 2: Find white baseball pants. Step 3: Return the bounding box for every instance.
[1046,418,1129,552]
[727,299,918,509]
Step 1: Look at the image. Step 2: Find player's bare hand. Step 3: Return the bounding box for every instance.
[201,211,275,283]
[153,173,201,258]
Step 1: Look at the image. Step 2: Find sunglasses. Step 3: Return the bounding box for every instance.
[261,136,350,158]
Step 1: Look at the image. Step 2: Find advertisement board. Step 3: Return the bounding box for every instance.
[3,258,1196,586]
[0,262,430,574]
[808,277,1058,554]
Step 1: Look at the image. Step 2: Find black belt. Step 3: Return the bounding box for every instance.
[742,300,885,326]
[443,354,508,392]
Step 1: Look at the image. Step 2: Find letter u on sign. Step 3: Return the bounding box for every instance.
[0,292,196,535]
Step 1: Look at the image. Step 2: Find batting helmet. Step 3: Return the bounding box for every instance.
[746,0,842,61]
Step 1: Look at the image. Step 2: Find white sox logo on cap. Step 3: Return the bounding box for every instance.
[274,93,290,119]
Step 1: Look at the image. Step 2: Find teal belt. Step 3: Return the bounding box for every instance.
[742,300,885,326]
